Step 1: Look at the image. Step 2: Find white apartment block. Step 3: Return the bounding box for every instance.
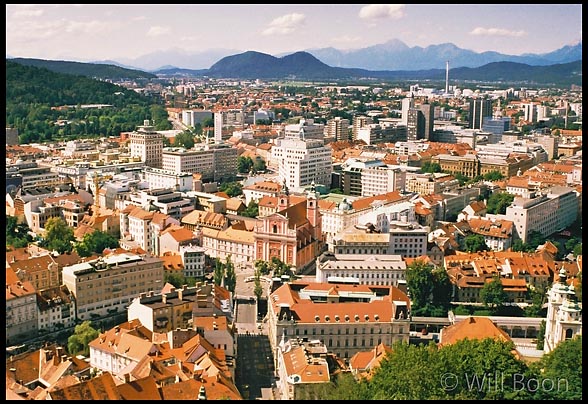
[272,136,332,190]
[181,109,213,127]
[129,121,164,168]
[490,186,579,243]
[394,140,429,155]
[324,117,350,141]
[62,252,164,321]
[361,165,407,197]
[142,167,193,192]
[316,253,407,287]
[162,143,237,182]
[120,205,180,255]
[284,118,325,139]
[214,110,245,142]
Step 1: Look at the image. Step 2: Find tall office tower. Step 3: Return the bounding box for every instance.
[325,117,351,141]
[419,103,434,141]
[468,98,493,130]
[406,103,434,142]
[129,120,164,168]
[401,95,415,126]
[445,61,450,94]
[352,115,373,140]
[214,109,245,143]
[524,103,537,123]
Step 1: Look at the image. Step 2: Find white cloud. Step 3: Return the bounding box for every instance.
[147,25,171,37]
[7,19,117,42]
[262,13,305,36]
[359,4,405,21]
[470,27,526,37]
[10,5,44,18]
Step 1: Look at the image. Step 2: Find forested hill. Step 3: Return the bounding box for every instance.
[8,57,156,80]
[6,60,170,144]
[6,60,153,106]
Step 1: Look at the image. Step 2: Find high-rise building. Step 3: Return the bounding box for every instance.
[272,130,332,190]
[352,115,373,140]
[325,117,351,141]
[468,98,493,130]
[129,120,164,168]
[401,96,415,126]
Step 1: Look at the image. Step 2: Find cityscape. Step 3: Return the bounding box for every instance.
[5,4,582,401]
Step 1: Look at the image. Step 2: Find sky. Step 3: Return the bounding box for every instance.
[6,4,583,63]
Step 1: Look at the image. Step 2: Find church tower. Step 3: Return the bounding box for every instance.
[543,268,582,353]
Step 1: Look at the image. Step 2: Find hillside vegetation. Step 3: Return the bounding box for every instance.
[6,60,170,144]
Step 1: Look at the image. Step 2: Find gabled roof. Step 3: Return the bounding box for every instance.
[439,316,512,347]
[117,376,162,400]
[49,372,122,400]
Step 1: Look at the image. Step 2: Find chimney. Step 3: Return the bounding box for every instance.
[124,373,131,383]
[178,288,183,301]
[162,294,167,304]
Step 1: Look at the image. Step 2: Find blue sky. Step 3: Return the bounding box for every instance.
[6,4,583,62]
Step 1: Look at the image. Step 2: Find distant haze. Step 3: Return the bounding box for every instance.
[6,4,582,69]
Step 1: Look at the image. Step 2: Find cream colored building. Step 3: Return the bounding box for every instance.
[129,121,164,168]
[316,253,407,287]
[267,281,410,361]
[62,252,164,321]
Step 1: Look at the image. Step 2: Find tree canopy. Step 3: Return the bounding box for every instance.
[74,230,120,257]
[41,217,75,254]
[67,321,99,356]
[460,234,489,253]
[480,276,508,312]
[6,216,33,249]
[486,192,515,215]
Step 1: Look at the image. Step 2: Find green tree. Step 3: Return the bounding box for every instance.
[241,200,259,218]
[218,181,243,197]
[254,259,270,276]
[483,170,505,181]
[252,156,267,173]
[42,217,75,254]
[531,335,582,400]
[213,257,224,286]
[573,242,582,257]
[173,131,195,149]
[6,216,33,249]
[74,229,119,257]
[536,319,546,350]
[405,259,434,310]
[421,161,442,173]
[224,255,236,293]
[480,276,508,312]
[237,156,254,173]
[460,234,489,253]
[486,192,515,215]
[67,320,99,356]
[431,267,453,309]
[253,269,263,302]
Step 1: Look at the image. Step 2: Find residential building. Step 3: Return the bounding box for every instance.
[361,165,406,197]
[8,254,60,292]
[142,167,193,192]
[62,252,164,321]
[325,117,351,141]
[119,204,180,255]
[404,172,460,195]
[162,143,238,183]
[6,276,38,345]
[275,338,330,400]
[242,180,282,206]
[36,285,76,333]
[489,186,578,243]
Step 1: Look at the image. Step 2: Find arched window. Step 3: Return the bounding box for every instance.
[565,328,574,339]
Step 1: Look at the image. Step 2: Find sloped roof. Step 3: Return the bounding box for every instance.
[439,316,512,347]
[49,372,122,400]
[117,376,162,400]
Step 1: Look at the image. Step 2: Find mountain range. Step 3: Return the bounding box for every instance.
[68,39,582,72]
[8,51,583,87]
